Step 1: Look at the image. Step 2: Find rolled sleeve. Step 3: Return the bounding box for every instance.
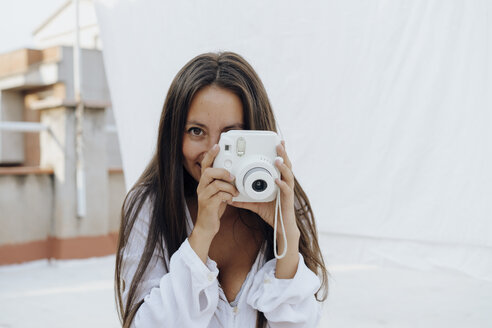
[172,238,220,316]
[246,253,321,327]
[121,195,220,327]
[131,238,220,327]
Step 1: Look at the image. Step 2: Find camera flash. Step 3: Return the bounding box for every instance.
[237,137,246,156]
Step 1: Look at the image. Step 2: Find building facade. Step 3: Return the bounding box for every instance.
[0,0,125,264]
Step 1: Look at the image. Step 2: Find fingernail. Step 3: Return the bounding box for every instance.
[212,144,218,150]
[229,174,235,181]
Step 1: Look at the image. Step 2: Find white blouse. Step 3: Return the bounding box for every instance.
[121,197,322,327]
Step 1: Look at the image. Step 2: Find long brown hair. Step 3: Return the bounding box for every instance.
[115,52,328,327]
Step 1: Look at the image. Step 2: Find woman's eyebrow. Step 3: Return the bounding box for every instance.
[186,121,244,130]
[223,123,244,130]
[186,121,207,127]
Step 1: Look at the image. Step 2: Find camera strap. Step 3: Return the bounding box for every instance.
[273,188,288,259]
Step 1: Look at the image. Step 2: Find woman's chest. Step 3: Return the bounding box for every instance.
[208,221,263,303]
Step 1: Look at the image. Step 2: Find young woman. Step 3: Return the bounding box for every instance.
[115,52,328,327]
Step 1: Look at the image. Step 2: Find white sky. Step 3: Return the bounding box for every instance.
[0,0,68,53]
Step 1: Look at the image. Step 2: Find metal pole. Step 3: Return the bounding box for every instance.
[0,121,48,132]
[74,0,86,218]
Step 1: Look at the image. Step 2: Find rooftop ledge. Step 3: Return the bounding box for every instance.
[0,166,54,176]
[0,47,60,78]
[0,167,123,175]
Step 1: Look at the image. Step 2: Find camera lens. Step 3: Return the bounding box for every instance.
[243,167,275,200]
[252,179,267,192]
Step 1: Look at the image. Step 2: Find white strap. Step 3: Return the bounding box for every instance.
[273,188,288,259]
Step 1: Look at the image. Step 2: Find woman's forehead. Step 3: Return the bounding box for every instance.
[187,86,244,126]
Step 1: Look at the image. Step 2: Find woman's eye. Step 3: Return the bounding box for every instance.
[188,127,203,136]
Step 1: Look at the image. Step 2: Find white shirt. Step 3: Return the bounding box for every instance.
[121,197,322,327]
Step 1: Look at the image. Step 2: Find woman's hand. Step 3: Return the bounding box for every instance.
[231,140,300,278]
[189,144,239,263]
[231,141,299,237]
[195,144,239,237]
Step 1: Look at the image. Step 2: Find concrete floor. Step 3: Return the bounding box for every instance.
[0,254,491,327]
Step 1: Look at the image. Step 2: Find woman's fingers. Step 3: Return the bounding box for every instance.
[197,145,238,203]
[199,167,235,189]
[212,191,235,205]
[275,158,294,188]
[276,142,292,170]
[276,141,294,189]
[275,178,293,197]
[201,144,220,173]
[199,179,239,201]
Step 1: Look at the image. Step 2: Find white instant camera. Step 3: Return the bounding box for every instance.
[213,130,282,202]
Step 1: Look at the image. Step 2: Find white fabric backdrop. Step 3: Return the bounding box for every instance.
[94,0,492,280]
